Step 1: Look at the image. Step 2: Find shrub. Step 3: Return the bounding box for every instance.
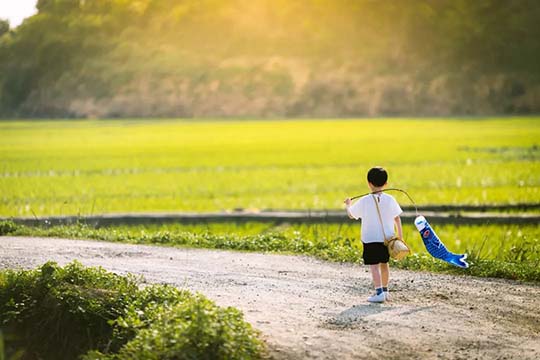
[0,262,264,360]
[85,295,262,360]
[0,221,18,236]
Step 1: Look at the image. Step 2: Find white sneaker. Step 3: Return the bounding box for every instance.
[384,291,391,301]
[367,292,386,303]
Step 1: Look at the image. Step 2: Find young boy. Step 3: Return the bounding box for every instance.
[344,167,403,303]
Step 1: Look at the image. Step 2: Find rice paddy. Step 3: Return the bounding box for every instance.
[1,118,539,217]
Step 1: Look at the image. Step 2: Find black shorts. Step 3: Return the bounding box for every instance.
[362,242,389,265]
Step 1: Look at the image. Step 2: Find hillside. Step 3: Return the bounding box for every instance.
[1,0,539,118]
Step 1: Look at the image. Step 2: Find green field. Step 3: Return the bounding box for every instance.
[1,118,539,217]
[1,118,539,281]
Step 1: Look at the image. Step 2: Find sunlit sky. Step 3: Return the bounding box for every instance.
[0,0,38,28]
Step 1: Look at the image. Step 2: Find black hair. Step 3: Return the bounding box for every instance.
[367,167,388,187]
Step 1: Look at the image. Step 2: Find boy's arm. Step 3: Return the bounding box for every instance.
[344,198,355,219]
[344,198,358,220]
[394,216,403,239]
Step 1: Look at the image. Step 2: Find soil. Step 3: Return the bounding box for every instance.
[1,236,539,360]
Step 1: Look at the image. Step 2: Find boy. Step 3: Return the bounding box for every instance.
[344,167,403,303]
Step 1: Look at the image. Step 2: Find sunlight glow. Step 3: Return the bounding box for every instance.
[0,0,38,28]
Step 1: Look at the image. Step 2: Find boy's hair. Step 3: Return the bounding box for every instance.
[367,167,388,187]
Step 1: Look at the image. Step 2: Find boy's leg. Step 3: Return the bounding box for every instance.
[380,262,389,288]
[369,264,382,288]
[380,262,390,300]
[367,264,385,303]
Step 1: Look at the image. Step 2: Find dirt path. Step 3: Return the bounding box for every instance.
[1,236,539,360]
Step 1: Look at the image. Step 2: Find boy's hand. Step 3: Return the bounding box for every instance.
[344,198,352,206]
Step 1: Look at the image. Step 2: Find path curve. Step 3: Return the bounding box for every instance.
[1,236,539,359]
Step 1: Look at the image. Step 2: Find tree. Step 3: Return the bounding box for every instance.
[0,19,9,37]
[37,0,81,14]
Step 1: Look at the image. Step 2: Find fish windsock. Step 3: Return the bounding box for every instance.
[414,215,469,269]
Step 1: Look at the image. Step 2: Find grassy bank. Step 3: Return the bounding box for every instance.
[0,261,264,360]
[2,220,538,282]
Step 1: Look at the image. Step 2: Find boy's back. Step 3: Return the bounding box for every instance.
[348,192,402,243]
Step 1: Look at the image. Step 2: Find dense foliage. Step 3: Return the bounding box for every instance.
[1,0,539,118]
[0,261,264,359]
[2,221,539,282]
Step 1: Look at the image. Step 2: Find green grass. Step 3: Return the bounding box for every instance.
[0,261,264,360]
[1,118,539,217]
[2,220,538,282]
[1,118,539,281]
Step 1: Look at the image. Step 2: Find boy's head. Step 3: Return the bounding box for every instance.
[367,166,388,188]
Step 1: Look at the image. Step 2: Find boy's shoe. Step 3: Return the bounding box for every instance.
[367,292,386,303]
[384,291,391,301]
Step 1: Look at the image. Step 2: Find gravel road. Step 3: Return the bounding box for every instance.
[1,236,539,359]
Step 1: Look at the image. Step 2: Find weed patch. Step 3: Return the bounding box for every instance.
[0,261,264,360]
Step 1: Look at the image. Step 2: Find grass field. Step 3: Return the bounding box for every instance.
[1,118,539,217]
[1,118,539,281]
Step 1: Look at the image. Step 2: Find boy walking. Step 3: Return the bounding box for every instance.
[344,167,403,303]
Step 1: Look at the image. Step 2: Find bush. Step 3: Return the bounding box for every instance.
[85,295,262,360]
[0,262,264,360]
[0,220,18,236]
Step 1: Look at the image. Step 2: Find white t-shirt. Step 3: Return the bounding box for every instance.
[347,193,402,243]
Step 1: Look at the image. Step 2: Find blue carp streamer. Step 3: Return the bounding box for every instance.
[414,216,469,268]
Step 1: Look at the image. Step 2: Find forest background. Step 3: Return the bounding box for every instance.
[1,0,540,119]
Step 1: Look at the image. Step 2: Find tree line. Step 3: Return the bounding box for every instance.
[1,0,539,118]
